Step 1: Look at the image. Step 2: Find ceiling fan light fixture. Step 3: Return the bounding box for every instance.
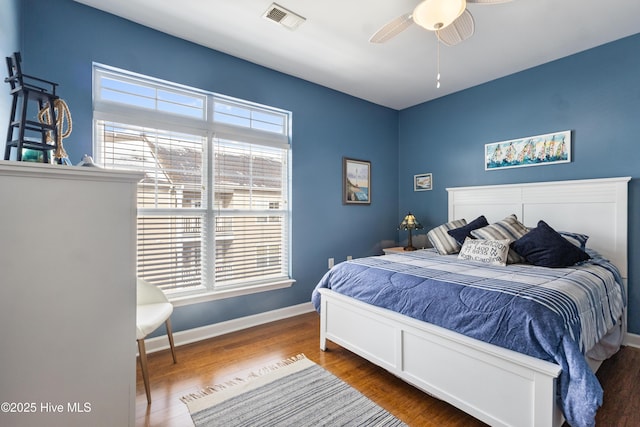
[413,0,466,31]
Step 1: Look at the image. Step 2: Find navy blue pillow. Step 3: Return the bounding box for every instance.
[512,220,590,268]
[447,215,489,245]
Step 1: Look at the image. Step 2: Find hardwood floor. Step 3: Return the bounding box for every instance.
[136,312,640,427]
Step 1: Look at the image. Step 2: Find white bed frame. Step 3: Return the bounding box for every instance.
[318,177,630,427]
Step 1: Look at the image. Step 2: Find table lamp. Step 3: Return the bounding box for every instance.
[398,212,423,251]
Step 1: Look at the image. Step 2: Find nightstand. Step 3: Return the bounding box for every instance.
[383,246,407,254]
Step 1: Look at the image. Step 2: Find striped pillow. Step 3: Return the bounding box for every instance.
[558,231,589,250]
[525,228,589,249]
[427,219,467,255]
[470,214,529,263]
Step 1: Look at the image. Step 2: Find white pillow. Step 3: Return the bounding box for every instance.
[457,238,510,266]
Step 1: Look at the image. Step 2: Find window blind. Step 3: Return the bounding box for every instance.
[213,138,289,288]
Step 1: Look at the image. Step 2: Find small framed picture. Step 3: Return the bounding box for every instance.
[414,173,432,191]
[343,157,371,204]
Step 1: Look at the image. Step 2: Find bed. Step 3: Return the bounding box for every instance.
[312,177,630,427]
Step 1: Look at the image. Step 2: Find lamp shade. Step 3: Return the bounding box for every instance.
[398,212,423,230]
[413,0,466,31]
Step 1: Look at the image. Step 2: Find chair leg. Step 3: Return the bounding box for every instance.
[137,339,151,405]
[165,318,177,364]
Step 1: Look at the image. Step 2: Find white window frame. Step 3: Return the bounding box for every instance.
[92,64,294,305]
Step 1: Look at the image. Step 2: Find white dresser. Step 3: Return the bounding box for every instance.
[0,161,141,427]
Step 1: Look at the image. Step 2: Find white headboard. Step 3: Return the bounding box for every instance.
[447,177,631,279]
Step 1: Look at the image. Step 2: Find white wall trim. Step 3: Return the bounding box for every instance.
[167,279,295,307]
[143,302,315,354]
[624,332,640,349]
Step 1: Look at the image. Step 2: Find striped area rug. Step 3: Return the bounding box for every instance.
[181,354,407,427]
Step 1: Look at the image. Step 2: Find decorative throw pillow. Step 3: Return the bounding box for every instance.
[447,215,489,245]
[469,214,529,263]
[457,238,510,266]
[512,220,591,268]
[427,219,467,255]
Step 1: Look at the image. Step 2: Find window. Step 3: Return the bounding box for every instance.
[93,64,292,300]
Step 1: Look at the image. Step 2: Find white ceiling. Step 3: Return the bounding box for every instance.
[73,0,640,110]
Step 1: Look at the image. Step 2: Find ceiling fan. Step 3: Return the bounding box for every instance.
[370,0,512,47]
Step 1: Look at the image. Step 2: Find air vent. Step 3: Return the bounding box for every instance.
[263,3,306,31]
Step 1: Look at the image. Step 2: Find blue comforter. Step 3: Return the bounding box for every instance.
[311,249,624,427]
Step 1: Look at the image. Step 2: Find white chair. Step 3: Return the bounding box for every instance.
[136,278,177,404]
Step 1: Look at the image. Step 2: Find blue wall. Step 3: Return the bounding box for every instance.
[399,34,640,333]
[16,0,399,333]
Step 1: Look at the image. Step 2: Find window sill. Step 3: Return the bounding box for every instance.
[167,279,296,307]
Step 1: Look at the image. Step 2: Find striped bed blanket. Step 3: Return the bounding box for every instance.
[311,248,624,427]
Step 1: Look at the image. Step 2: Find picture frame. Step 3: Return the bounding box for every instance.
[414,173,433,191]
[343,157,371,205]
[485,130,571,171]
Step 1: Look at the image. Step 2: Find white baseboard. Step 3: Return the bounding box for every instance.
[624,332,640,349]
[143,302,316,354]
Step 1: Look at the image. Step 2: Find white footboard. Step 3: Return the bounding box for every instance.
[319,288,564,427]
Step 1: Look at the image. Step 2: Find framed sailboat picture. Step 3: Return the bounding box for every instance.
[485,130,571,170]
[343,157,371,205]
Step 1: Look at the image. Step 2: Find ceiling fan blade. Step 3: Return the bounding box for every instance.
[437,9,474,46]
[466,0,512,4]
[369,13,413,43]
